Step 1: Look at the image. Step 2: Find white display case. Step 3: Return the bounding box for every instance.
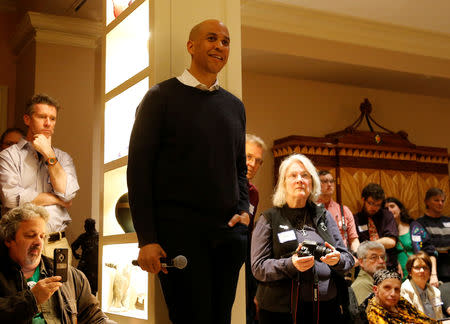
[104,78,148,163]
[102,243,148,320]
[100,1,170,323]
[105,0,149,93]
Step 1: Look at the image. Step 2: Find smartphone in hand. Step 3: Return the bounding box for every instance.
[53,248,68,282]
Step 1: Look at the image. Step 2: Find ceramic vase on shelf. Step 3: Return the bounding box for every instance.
[115,192,136,233]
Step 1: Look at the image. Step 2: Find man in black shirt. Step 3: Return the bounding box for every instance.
[354,183,399,270]
[127,19,249,324]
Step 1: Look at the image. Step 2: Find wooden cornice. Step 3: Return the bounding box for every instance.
[11,11,103,55]
[273,133,449,174]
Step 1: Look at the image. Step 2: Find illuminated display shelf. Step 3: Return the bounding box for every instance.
[104,77,148,164]
[103,165,128,236]
[102,243,148,320]
[105,0,149,94]
[100,0,172,322]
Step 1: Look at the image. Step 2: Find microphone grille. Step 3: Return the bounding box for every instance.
[173,255,188,269]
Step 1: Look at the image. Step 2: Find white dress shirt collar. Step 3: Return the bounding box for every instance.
[177,69,220,92]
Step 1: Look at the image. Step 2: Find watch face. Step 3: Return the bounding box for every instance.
[47,158,57,165]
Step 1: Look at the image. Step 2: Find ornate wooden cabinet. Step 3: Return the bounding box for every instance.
[273,100,450,219]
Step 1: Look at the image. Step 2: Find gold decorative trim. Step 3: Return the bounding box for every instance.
[273,143,449,164]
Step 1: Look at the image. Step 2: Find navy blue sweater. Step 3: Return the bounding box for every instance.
[127,78,248,246]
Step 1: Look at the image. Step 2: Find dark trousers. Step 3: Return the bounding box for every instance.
[246,233,258,324]
[156,208,248,324]
[259,298,342,324]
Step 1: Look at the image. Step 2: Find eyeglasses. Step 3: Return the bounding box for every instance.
[366,254,386,262]
[366,200,383,208]
[412,266,430,271]
[287,172,311,182]
[246,154,263,166]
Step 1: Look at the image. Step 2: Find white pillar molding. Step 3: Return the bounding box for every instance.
[12,11,103,55]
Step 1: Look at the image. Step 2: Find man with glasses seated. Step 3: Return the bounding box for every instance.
[354,183,399,270]
[351,241,387,305]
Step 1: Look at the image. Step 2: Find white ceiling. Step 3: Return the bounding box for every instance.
[261,0,450,35]
[241,0,450,98]
[8,0,450,35]
[4,0,450,97]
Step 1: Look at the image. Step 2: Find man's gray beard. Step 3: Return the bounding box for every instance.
[24,249,41,266]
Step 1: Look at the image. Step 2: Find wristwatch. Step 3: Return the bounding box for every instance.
[45,157,58,166]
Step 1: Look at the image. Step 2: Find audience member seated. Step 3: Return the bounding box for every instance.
[439,282,450,316]
[251,154,354,324]
[401,252,448,322]
[351,241,387,305]
[0,127,24,151]
[317,170,360,253]
[366,269,437,324]
[384,197,414,280]
[0,203,114,323]
[354,183,399,270]
[411,187,450,286]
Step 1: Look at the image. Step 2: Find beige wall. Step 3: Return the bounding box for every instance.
[32,42,98,245]
[0,11,18,127]
[14,40,36,129]
[243,71,450,214]
[1,13,98,249]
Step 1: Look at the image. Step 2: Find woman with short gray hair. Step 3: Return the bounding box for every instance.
[251,154,354,323]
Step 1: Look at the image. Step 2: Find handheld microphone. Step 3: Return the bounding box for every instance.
[132,255,188,269]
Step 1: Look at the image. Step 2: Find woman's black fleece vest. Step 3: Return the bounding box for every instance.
[255,203,339,313]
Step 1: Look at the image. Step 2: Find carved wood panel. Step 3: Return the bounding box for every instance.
[273,132,449,219]
[340,167,379,214]
[380,170,420,219]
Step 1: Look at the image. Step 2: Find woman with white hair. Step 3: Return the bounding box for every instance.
[251,154,354,323]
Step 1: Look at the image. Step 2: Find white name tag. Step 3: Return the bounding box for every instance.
[278,230,296,243]
[249,204,255,215]
[358,224,368,232]
[412,235,422,242]
[443,222,450,228]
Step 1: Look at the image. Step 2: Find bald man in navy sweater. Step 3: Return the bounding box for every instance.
[127,19,249,324]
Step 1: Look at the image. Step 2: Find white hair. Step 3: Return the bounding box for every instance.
[272,154,321,207]
[246,133,267,151]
